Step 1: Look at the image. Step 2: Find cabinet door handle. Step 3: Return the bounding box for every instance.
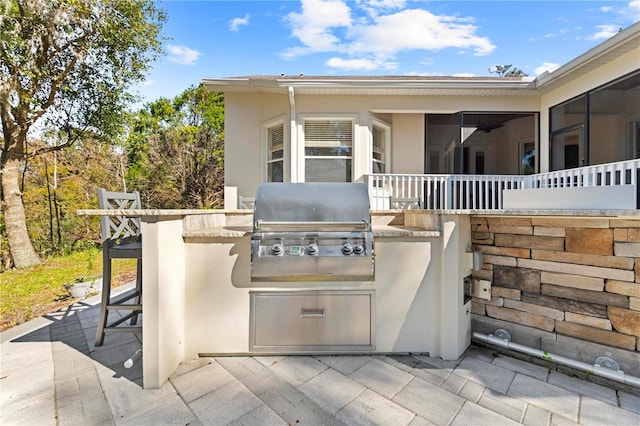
[300,308,325,318]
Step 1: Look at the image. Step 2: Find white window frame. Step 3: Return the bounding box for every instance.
[371,118,391,175]
[298,114,357,183]
[263,116,287,182]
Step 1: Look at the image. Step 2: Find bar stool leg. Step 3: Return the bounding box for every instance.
[130,258,142,325]
[95,249,112,346]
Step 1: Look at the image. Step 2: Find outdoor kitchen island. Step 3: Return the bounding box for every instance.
[80,206,474,389]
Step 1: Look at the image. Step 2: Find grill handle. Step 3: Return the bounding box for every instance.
[300,308,325,318]
[255,220,369,230]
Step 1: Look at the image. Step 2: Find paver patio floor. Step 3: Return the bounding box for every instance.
[1,283,639,425]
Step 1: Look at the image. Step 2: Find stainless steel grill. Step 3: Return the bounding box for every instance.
[250,183,375,282]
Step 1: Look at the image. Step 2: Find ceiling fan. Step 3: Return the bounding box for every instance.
[476,122,504,133]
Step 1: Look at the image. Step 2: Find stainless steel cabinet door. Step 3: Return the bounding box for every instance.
[250,291,375,351]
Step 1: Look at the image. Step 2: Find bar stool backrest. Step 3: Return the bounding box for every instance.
[97,188,142,245]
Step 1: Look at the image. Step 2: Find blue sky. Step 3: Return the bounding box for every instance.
[136,0,640,104]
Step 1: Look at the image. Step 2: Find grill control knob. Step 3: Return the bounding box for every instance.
[306,243,319,256]
[341,243,353,255]
[271,243,284,256]
[353,244,364,255]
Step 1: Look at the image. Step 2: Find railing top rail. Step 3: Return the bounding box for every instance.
[367,173,528,179]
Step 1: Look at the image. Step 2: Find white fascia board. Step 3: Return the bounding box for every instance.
[203,77,536,92]
[277,79,536,91]
[202,77,285,93]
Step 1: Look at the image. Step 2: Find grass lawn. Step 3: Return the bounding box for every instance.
[0,248,137,332]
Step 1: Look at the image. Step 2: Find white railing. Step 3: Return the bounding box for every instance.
[527,159,640,189]
[366,159,640,211]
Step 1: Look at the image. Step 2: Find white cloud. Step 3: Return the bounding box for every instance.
[587,24,620,40]
[535,62,559,75]
[626,0,640,22]
[166,44,201,65]
[600,6,613,12]
[350,9,495,56]
[326,56,398,70]
[543,28,568,39]
[230,13,250,31]
[357,0,406,17]
[361,0,406,9]
[283,0,495,68]
[284,0,352,57]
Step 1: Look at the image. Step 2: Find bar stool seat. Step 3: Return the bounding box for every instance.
[95,188,143,346]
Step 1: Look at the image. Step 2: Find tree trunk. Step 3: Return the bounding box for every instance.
[1,157,40,268]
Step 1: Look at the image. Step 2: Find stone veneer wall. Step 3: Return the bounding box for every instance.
[469,215,640,373]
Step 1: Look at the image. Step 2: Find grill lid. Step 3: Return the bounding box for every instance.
[253,183,371,231]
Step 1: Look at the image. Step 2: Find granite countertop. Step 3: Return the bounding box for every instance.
[77,209,226,217]
[435,209,640,217]
[182,225,440,238]
[79,208,640,218]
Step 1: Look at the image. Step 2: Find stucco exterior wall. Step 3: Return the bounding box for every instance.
[391,114,424,174]
[223,91,539,207]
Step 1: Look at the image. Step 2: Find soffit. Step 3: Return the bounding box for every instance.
[202,76,539,97]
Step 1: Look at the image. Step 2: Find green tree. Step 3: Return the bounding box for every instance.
[20,138,127,257]
[1,0,166,268]
[126,84,224,209]
[489,64,529,77]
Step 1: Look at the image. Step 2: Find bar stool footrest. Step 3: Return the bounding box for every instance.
[110,291,140,306]
[106,304,142,311]
[104,326,142,334]
[106,311,141,328]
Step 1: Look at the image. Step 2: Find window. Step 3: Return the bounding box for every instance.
[267,123,284,182]
[519,140,536,175]
[372,123,389,174]
[304,119,353,182]
[550,70,640,170]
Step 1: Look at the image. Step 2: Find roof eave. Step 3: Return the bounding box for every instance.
[202,76,537,95]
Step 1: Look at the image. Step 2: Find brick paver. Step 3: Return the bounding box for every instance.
[2,290,640,425]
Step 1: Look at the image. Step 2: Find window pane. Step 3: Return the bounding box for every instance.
[304,119,353,182]
[372,124,386,174]
[268,161,284,182]
[372,161,385,174]
[305,159,352,182]
[551,95,585,132]
[305,120,352,147]
[270,149,283,160]
[373,127,385,153]
[305,147,352,157]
